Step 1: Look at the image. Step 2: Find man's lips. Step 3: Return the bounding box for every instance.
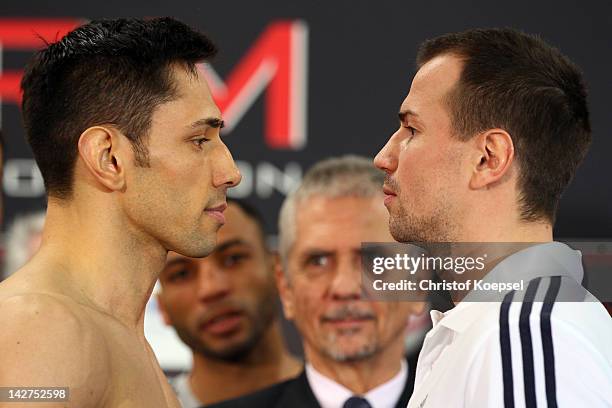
[204,203,227,224]
[322,316,375,330]
[321,312,375,328]
[383,185,396,205]
[383,185,396,196]
[200,309,244,335]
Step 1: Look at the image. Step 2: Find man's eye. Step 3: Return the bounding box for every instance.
[403,126,416,136]
[221,253,249,268]
[306,255,329,267]
[192,138,210,149]
[169,268,192,282]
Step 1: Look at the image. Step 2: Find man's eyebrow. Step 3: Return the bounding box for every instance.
[398,109,419,123]
[301,249,334,258]
[163,257,191,270]
[215,238,252,253]
[190,117,225,129]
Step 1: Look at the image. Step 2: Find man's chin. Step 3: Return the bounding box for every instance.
[172,238,216,258]
[322,343,378,362]
[197,336,258,362]
[319,333,378,362]
[389,218,424,244]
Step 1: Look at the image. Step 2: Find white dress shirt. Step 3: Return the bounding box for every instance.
[305,359,408,408]
[408,242,612,408]
[169,372,202,408]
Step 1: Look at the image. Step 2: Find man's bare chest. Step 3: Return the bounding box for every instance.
[93,319,180,407]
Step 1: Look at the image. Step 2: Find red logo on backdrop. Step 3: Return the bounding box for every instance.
[0,19,81,104]
[203,21,308,150]
[0,18,308,150]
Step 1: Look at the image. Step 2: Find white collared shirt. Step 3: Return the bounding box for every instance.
[408,242,612,408]
[169,372,202,408]
[306,360,408,408]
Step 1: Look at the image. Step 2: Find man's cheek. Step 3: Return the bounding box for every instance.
[294,299,315,324]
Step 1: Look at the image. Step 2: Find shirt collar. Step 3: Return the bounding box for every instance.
[364,360,408,408]
[170,372,202,408]
[433,242,583,333]
[432,301,489,333]
[429,309,445,327]
[483,241,583,284]
[305,360,407,408]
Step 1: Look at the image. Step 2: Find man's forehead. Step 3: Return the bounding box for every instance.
[286,197,387,260]
[294,240,360,254]
[166,252,192,262]
[405,54,463,107]
[166,63,221,115]
[416,53,463,82]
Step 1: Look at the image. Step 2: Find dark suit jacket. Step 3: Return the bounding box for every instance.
[206,355,417,408]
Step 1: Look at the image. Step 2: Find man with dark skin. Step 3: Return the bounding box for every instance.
[0,18,240,407]
[158,200,301,406]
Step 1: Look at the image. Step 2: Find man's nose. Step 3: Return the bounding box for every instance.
[329,256,362,301]
[374,130,400,174]
[196,263,232,303]
[213,141,242,189]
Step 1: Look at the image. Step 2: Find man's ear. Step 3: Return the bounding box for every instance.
[77,126,127,193]
[274,254,295,320]
[469,129,515,189]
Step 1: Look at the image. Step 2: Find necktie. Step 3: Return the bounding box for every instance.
[343,396,373,408]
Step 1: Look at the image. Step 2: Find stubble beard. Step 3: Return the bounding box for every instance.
[317,313,407,363]
[175,286,277,363]
[321,331,380,362]
[317,305,380,362]
[389,196,456,244]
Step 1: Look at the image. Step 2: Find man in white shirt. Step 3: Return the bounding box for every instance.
[374,28,612,407]
[210,156,425,408]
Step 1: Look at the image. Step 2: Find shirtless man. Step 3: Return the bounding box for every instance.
[0,18,240,407]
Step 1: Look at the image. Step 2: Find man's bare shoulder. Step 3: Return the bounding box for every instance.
[0,292,110,407]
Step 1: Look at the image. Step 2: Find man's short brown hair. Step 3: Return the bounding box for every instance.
[417,28,591,223]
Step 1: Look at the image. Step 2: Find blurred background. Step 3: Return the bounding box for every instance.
[1,0,610,371]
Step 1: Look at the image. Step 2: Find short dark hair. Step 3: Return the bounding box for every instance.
[417,28,591,223]
[21,17,217,199]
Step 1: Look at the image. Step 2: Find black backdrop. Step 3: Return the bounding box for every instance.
[2,0,611,238]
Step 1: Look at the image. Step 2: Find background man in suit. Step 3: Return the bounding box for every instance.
[157,199,302,406]
[210,155,424,408]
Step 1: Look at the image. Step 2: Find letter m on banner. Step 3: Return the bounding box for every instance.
[0,18,82,105]
[202,21,308,150]
[0,19,308,150]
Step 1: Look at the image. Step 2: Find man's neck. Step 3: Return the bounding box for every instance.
[447,219,554,303]
[27,200,167,331]
[305,336,405,395]
[458,201,554,243]
[189,321,301,405]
